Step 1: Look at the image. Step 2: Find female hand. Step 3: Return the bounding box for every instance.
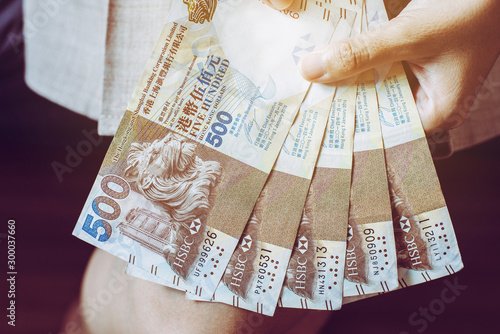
[268,0,500,134]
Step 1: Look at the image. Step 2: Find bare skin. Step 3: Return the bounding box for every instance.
[67,250,330,334]
[270,0,500,135]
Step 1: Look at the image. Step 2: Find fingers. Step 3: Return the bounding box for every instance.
[299,15,433,83]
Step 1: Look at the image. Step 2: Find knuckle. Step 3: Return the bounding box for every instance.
[420,101,467,133]
[334,42,359,73]
[325,39,370,77]
[446,110,467,129]
[441,99,469,130]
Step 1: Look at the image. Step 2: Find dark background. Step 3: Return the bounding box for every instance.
[1,1,499,333]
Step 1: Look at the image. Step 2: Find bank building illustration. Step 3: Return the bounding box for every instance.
[117,207,201,256]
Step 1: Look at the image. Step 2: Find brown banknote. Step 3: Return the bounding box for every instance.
[73,0,339,300]
[346,1,463,305]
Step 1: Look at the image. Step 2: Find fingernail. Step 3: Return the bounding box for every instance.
[270,0,293,10]
[300,52,325,81]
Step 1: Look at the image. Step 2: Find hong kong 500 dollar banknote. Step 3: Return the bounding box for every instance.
[73,0,342,300]
[212,10,355,315]
[344,0,463,306]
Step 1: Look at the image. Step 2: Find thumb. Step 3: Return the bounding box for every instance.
[299,16,430,83]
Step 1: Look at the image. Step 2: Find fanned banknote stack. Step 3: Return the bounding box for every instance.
[73,0,464,316]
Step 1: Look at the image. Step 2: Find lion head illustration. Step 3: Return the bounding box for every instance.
[183,0,218,24]
[124,132,222,278]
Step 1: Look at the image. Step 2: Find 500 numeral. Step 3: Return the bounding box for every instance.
[83,175,130,242]
[205,111,232,148]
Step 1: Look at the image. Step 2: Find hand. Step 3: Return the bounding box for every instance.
[270,0,500,134]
